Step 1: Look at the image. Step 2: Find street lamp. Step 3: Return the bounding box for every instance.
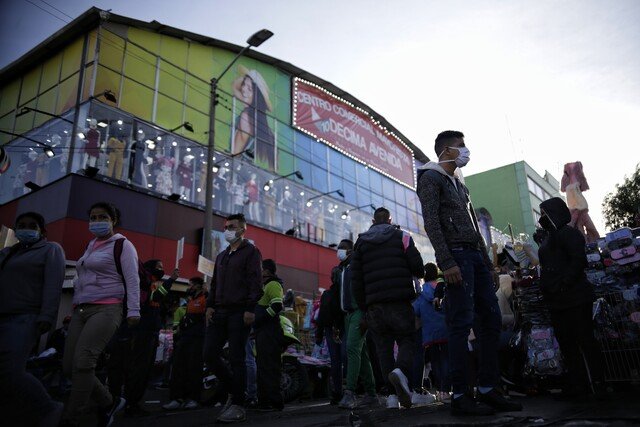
[306,189,344,207]
[341,204,376,220]
[94,90,118,103]
[170,121,194,133]
[203,29,275,261]
[0,130,56,159]
[263,170,303,191]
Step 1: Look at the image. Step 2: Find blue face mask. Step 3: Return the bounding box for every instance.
[15,229,41,244]
[89,221,112,237]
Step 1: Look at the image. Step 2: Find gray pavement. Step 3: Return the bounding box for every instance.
[112,389,640,427]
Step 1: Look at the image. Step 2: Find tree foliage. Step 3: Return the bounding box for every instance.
[602,164,640,230]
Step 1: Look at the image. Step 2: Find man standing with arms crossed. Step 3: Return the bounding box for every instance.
[205,214,263,423]
[416,131,522,416]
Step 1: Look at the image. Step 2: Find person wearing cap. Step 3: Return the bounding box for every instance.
[253,259,285,411]
[232,66,276,170]
[0,211,66,426]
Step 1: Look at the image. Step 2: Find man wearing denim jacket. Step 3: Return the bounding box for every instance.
[417,130,522,416]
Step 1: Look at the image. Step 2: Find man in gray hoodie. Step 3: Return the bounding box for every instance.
[416,131,522,416]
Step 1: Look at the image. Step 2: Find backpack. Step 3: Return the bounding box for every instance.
[113,238,152,306]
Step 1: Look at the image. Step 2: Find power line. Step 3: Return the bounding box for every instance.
[22,0,67,23]
[37,0,75,20]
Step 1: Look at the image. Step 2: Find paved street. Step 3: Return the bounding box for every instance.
[112,389,640,426]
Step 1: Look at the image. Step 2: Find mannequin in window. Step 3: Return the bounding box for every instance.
[230,174,246,215]
[129,130,149,188]
[177,154,194,201]
[278,187,294,233]
[561,161,600,243]
[154,145,175,195]
[106,132,126,179]
[197,162,207,205]
[35,151,50,186]
[245,172,260,220]
[82,118,101,169]
[263,180,277,227]
[213,166,228,212]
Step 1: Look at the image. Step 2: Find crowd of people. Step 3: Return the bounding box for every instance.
[0,130,606,426]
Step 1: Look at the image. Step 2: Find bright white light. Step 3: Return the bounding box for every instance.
[157,136,162,141]
[117,120,123,125]
[306,201,312,207]
[172,141,177,147]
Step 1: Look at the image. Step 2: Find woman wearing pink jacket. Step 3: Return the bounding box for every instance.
[61,202,140,427]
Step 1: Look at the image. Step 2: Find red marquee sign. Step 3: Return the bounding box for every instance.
[293,78,415,189]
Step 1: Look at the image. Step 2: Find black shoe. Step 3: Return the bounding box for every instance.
[451,394,495,416]
[476,389,523,412]
[124,404,150,418]
[99,397,126,427]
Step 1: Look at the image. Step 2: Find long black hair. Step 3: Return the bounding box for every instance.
[236,76,275,170]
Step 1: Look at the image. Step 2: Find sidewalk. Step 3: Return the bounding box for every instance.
[113,389,640,427]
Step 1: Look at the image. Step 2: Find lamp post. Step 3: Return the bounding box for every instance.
[341,204,376,220]
[263,170,303,191]
[306,189,344,207]
[0,130,56,158]
[202,29,273,260]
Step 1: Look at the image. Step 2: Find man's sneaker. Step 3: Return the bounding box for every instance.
[124,404,150,418]
[476,389,523,412]
[411,391,437,407]
[183,400,199,410]
[162,400,183,411]
[451,394,494,416]
[99,397,126,427]
[338,390,357,409]
[220,396,233,413]
[357,394,380,408]
[385,394,400,409]
[216,404,246,423]
[388,368,412,409]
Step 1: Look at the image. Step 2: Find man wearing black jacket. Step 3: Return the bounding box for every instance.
[351,207,424,409]
[204,214,263,424]
[538,197,602,398]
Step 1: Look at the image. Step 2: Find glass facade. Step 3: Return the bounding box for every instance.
[0,23,434,258]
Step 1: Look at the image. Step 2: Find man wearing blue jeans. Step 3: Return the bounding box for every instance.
[417,130,523,416]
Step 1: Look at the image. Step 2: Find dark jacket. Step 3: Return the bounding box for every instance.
[538,197,595,311]
[137,276,175,333]
[416,162,490,271]
[0,238,66,325]
[207,239,263,312]
[351,223,424,309]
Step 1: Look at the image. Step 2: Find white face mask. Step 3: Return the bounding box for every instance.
[337,249,348,262]
[224,229,240,243]
[439,146,471,168]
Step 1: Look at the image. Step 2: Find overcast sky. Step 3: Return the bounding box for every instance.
[1,0,639,234]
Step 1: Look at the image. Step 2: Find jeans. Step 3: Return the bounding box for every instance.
[344,310,375,394]
[255,313,283,407]
[366,301,415,393]
[245,337,257,400]
[324,327,344,397]
[0,314,56,421]
[170,334,204,401]
[203,310,250,405]
[444,248,501,395]
[428,343,451,392]
[63,304,123,422]
[411,329,425,390]
[550,303,603,390]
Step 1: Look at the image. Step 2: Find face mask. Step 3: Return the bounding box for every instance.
[153,269,165,279]
[439,146,471,168]
[337,249,348,262]
[15,229,40,244]
[538,214,556,231]
[89,221,112,237]
[224,229,240,243]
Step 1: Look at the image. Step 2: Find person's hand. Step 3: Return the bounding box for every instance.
[358,317,368,335]
[206,307,214,325]
[127,316,140,326]
[170,268,180,280]
[37,321,51,335]
[243,311,255,326]
[443,266,463,285]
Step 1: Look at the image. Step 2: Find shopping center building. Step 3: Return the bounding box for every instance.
[0,8,433,302]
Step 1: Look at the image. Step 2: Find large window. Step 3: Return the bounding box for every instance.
[527,176,550,201]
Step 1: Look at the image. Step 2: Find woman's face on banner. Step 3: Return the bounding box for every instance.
[241,76,254,102]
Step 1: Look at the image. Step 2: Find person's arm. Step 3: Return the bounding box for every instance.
[121,240,141,318]
[351,245,366,310]
[406,235,425,278]
[234,110,252,154]
[151,269,179,303]
[39,243,66,328]
[245,246,263,313]
[417,173,456,271]
[560,228,588,286]
[264,281,284,317]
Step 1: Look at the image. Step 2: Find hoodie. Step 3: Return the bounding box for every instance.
[416,162,489,271]
[538,197,594,311]
[351,223,424,309]
[413,280,448,346]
